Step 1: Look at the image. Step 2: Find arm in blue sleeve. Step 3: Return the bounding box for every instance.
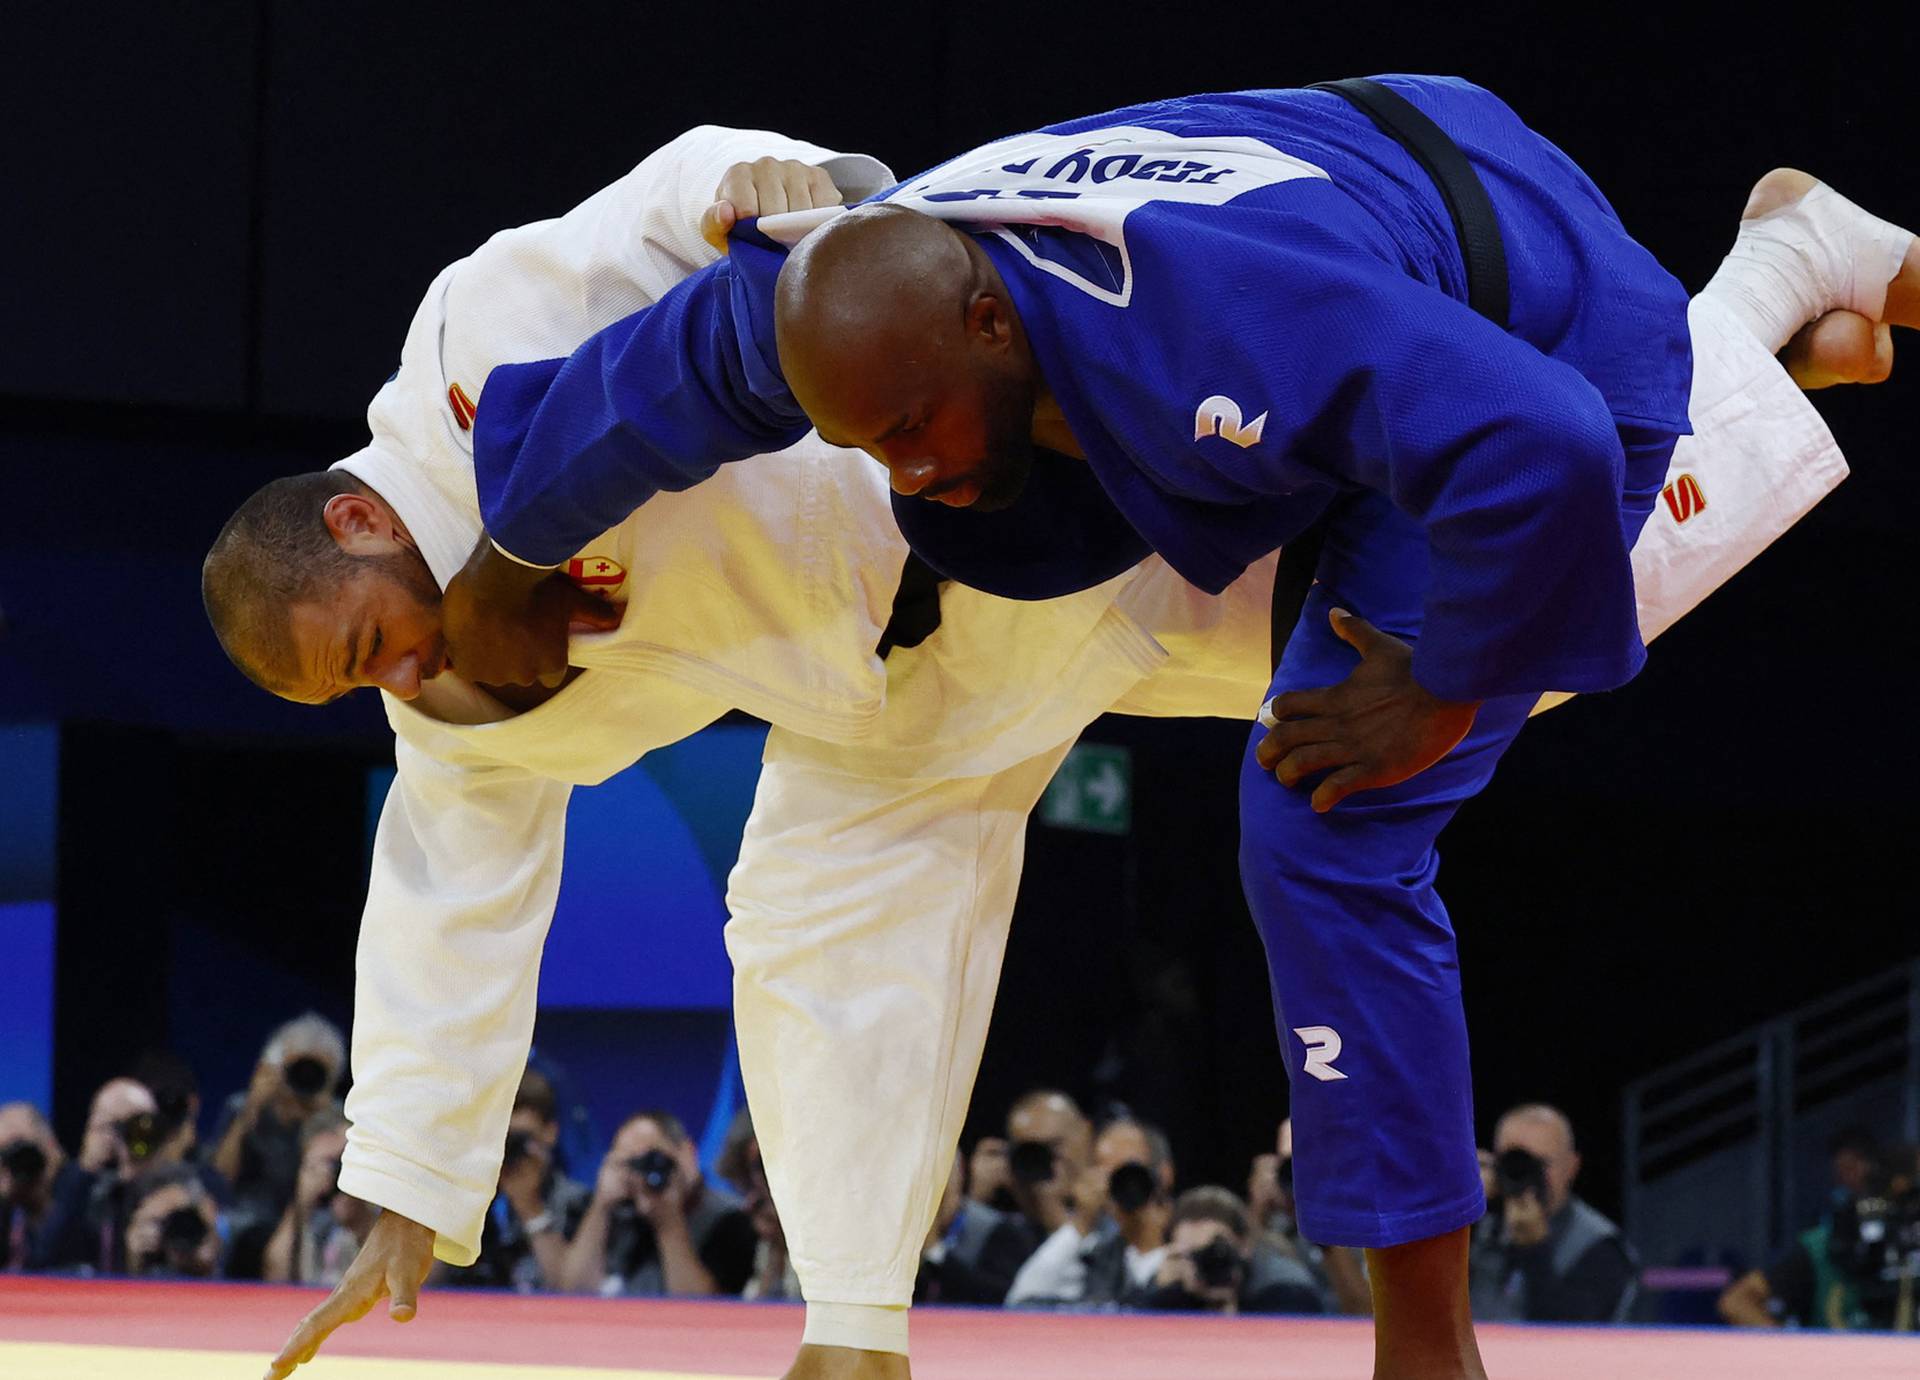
[471,234,808,566]
[1129,211,1643,701]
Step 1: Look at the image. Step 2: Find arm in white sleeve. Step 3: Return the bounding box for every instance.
[725,735,1075,1354]
[1533,293,1848,716]
[1004,1223,1091,1306]
[338,738,572,1267]
[441,124,893,386]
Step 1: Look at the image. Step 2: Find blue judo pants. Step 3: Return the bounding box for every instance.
[1245,428,1676,1249]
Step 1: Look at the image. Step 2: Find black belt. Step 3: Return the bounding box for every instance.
[1269,78,1512,673]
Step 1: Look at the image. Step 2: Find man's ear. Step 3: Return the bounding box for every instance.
[323,493,401,557]
[968,291,1013,350]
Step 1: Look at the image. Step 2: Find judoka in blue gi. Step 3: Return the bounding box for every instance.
[450,76,1918,1380]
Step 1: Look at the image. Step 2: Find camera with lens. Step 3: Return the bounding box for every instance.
[1827,1184,1920,1325]
[1192,1235,1246,1291]
[1,1140,48,1195]
[136,1203,213,1276]
[283,1056,331,1099]
[625,1148,677,1192]
[1108,1159,1157,1214]
[160,1204,210,1257]
[118,1113,165,1164]
[1492,1147,1550,1206]
[1009,1139,1057,1186]
[503,1129,535,1168]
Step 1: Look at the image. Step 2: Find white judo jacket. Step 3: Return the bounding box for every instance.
[330,124,1847,1317]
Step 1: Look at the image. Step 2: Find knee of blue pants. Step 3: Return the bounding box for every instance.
[1241,589,1537,1248]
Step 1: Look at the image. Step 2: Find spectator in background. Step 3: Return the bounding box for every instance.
[1825,1125,1884,1207]
[560,1110,756,1298]
[918,1150,1042,1306]
[1005,1117,1174,1308]
[967,1134,1016,1214]
[127,1050,219,1183]
[212,1013,346,1278]
[1717,1218,1863,1330]
[996,1090,1095,1264]
[1248,1118,1373,1315]
[715,1109,797,1302]
[1470,1103,1637,1324]
[440,1069,589,1294]
[122,1165,222,1279]
[1133,1186,1324,1315]
[46,1076,166,1274]
[263,1109,376,1287]
[0,1102,85,1272]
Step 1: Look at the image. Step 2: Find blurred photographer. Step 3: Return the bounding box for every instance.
[1248,1117,1373,1316]
[127,1050,218,1179]
[263,1109,377,1286]
[1005,1117,1175,1307]
[122,1165,222,1279]
[1719,1132,1910,1331]
[1799,1142,1918,1330]
[1470,1103,1637,1323]
[918,1150,1036,1305]
[439,1068,588,1293]
[998,1089,1095,1261]
[55,1077,167,1274]
[211,1012,346,1278]
[559,1110,756,1297]
[0,1101,85,1272]
[715,1108,800,1302]
[1133,1186,1325,1315]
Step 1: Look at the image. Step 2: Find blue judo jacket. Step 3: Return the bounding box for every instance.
[474,76,1693,702]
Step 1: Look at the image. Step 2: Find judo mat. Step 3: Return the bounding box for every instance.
[5,1277,1919,1379]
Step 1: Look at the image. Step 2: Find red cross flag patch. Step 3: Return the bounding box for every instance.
[1661,473,1707,524]
[448,381,477,431]
[566,556,627,599]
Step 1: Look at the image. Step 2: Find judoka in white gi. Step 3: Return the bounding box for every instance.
[199,125,1888,1380]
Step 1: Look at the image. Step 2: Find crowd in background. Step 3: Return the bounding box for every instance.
[3,1014,1914,1330]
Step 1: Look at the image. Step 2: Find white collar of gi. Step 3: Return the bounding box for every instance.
[330,444,482,593]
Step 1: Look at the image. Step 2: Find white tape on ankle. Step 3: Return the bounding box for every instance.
[802,1301,910,1356]
[1701,182,1913,353]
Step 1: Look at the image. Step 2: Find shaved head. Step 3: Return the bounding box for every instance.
[203,469,446,702]
[202,471,369,694]
[1494,1102,1582,1213]
[776,205,1040,511]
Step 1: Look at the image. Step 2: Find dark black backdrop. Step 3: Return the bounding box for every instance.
[4,3,1916,1220]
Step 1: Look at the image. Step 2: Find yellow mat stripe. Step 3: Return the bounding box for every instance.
[0,1341,760,1380]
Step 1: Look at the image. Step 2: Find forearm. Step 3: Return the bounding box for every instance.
[559,1200,614,1294]
[262,1205,302,1283]
[210,1116,253,1182]
[655,1219,720,1297]
[525,1226,569,1292]
[1323,1244,1373,1316]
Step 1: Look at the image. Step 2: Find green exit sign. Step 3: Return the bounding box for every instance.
[1040,743,1132,835]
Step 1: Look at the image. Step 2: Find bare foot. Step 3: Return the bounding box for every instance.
[1740,166,1819,220]
[1737,166,1915,383]
[779,1344,911,1380]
